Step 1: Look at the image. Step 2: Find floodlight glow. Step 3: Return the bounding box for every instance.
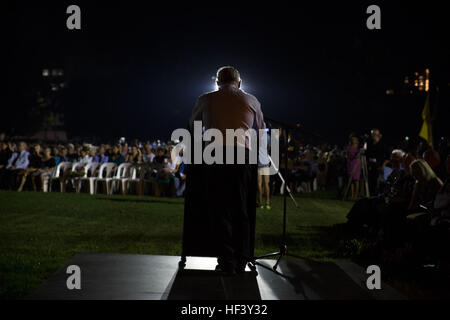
[210,76,247,92]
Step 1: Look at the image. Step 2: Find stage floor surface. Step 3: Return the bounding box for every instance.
[31,253,405,300]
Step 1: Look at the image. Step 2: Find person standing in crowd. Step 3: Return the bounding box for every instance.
[316,151,328,190]
[257,129,271,210]
[346,134,361,201]
[366,128,389,196]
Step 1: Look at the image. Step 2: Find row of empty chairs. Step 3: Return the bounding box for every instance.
[45,161,148,195]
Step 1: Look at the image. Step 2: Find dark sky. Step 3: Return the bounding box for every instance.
[4,1,450,144]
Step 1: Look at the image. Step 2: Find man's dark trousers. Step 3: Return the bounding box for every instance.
[206,146,257,271]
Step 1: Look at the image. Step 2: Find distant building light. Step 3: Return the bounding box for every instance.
[405,136,409,141]
[425,68,430,92]
[385,89,394,95]
[42,69,49,77]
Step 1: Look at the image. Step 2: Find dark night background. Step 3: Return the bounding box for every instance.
[3,1,449,145]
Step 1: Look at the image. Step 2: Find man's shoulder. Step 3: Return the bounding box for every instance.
[198,91,215,101]
[240,90,261,109]
[198,89,261,108]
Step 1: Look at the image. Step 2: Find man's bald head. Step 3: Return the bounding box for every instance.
[216,66,241,88]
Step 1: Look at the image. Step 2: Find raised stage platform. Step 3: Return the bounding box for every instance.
[31,253,405,300]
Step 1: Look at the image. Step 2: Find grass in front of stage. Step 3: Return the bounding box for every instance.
[0,190,353,299]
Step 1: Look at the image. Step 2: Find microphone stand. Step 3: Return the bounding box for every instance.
[249,116,316,273]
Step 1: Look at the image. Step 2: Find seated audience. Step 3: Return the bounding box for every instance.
[408,159,443,212]
[53,147,61,165]
[110,145,125,165]
[153,148,167,165]
[75,145,83,159]
[142,143,155,164]
[17,144,42,192]
[34,147,57,192]
[66,143,78,162]
[87,147,96,163]
[120,143,129,158]
[93,145,109,164]
[126,145,142,164]
[59,147,69,163]
[2,142,30,190]
[0,141,12,169]
[346,149,416,243]
[410,156,450,266]
[423,149,445,180]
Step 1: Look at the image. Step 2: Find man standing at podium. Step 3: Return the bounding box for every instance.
[189,66,265,275]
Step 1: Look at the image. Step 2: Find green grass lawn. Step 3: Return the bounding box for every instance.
[0,190,353,299]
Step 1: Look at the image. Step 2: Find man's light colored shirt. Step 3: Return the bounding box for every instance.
[189,84,265,149]
[143,152,155,164]
[6,150,30,170]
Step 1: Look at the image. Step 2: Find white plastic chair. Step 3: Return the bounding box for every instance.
[71,162,84,171]
[109,163,132,195]
[94,163,117,195]
[123,165,141,195]
[125,164,154,195]
[76,162,100,195]
[48,162,73,192]
[68,162,85,191]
